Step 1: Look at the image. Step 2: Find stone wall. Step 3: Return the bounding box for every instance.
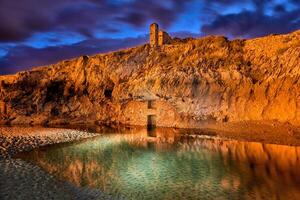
[158,31,172,46]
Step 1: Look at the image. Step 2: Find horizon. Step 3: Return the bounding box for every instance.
[1,0,300,75]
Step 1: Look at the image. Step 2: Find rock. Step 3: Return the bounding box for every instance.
[0,30,300,127]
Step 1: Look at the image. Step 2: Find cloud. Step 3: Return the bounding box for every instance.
[273,4,286,13]
[0,0,193,74]
[0,0,191,42]
[201,3,300,38]
[0,36,147,75]
[0,0,63,42]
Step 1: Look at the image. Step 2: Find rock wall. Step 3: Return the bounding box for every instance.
[122,100,179,127]
[0,30,300,127]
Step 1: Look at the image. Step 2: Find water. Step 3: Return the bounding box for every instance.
[11,127,300,199]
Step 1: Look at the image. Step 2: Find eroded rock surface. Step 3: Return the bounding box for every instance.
[1,30,300,127]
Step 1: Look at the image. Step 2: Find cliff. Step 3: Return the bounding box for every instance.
[1,30,300,128]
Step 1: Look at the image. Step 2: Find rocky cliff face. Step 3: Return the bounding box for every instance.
[1,30,300,127]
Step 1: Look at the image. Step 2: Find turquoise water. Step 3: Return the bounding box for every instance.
[18,128,300,200]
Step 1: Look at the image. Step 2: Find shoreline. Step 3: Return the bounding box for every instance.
[171,121,300,146]
[195,121,300,146]
[0,126,100,159]
[1,121,300,159]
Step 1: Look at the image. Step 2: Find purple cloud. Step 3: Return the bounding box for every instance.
[201,4,300,38]
[0,0,191,42]
[0,36,147,75]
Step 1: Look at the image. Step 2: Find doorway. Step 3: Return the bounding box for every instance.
[147,115,157,137]
[147,115,156,129]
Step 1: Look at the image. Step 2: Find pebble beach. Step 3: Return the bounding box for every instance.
[0,126,100,159]
[0,126,118,200]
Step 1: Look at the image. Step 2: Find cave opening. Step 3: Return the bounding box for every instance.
[104,89,113,98]
[45,80,65,103]
[104,80,115,99]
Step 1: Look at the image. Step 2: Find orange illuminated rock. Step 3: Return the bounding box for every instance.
[0,29,300,128]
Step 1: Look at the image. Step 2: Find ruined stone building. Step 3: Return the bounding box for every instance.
[158,30,172,46]
[150,23,171,46]
[150,23,159,47]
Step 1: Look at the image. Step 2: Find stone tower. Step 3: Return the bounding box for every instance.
[150,23,159,47]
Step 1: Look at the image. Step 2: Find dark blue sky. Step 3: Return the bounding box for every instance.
[0,0,300,74]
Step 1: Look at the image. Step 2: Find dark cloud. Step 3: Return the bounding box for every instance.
[251,0,270,10]
[0,0,193,74]
[202,0,243,5]
[201,1,300,38]
[0,0,62,42]
[0,0,191,42]
[273,4,286,13]
[203,0,271,8]
[290,0,300,3]
[0,36,147,75]
[116,11,148,27]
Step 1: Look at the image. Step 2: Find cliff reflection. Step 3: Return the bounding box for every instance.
[21,128,300,200]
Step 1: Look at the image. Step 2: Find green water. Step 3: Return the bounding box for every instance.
[19,128,300,200]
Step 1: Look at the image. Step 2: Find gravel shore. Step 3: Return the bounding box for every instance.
[0,126,122,200]
[1,124,300,199]
[0,126,100,159]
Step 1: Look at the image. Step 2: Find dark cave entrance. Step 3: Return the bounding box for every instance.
[104,89,113,98]
[104,80,115,99]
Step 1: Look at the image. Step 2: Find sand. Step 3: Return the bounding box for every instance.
[195,121,300,146]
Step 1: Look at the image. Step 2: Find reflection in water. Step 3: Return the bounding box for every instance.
[20,128,300,200]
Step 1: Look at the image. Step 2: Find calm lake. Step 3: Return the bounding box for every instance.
[8,127,300,199]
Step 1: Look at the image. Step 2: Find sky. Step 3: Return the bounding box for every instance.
[0,0,300,75]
